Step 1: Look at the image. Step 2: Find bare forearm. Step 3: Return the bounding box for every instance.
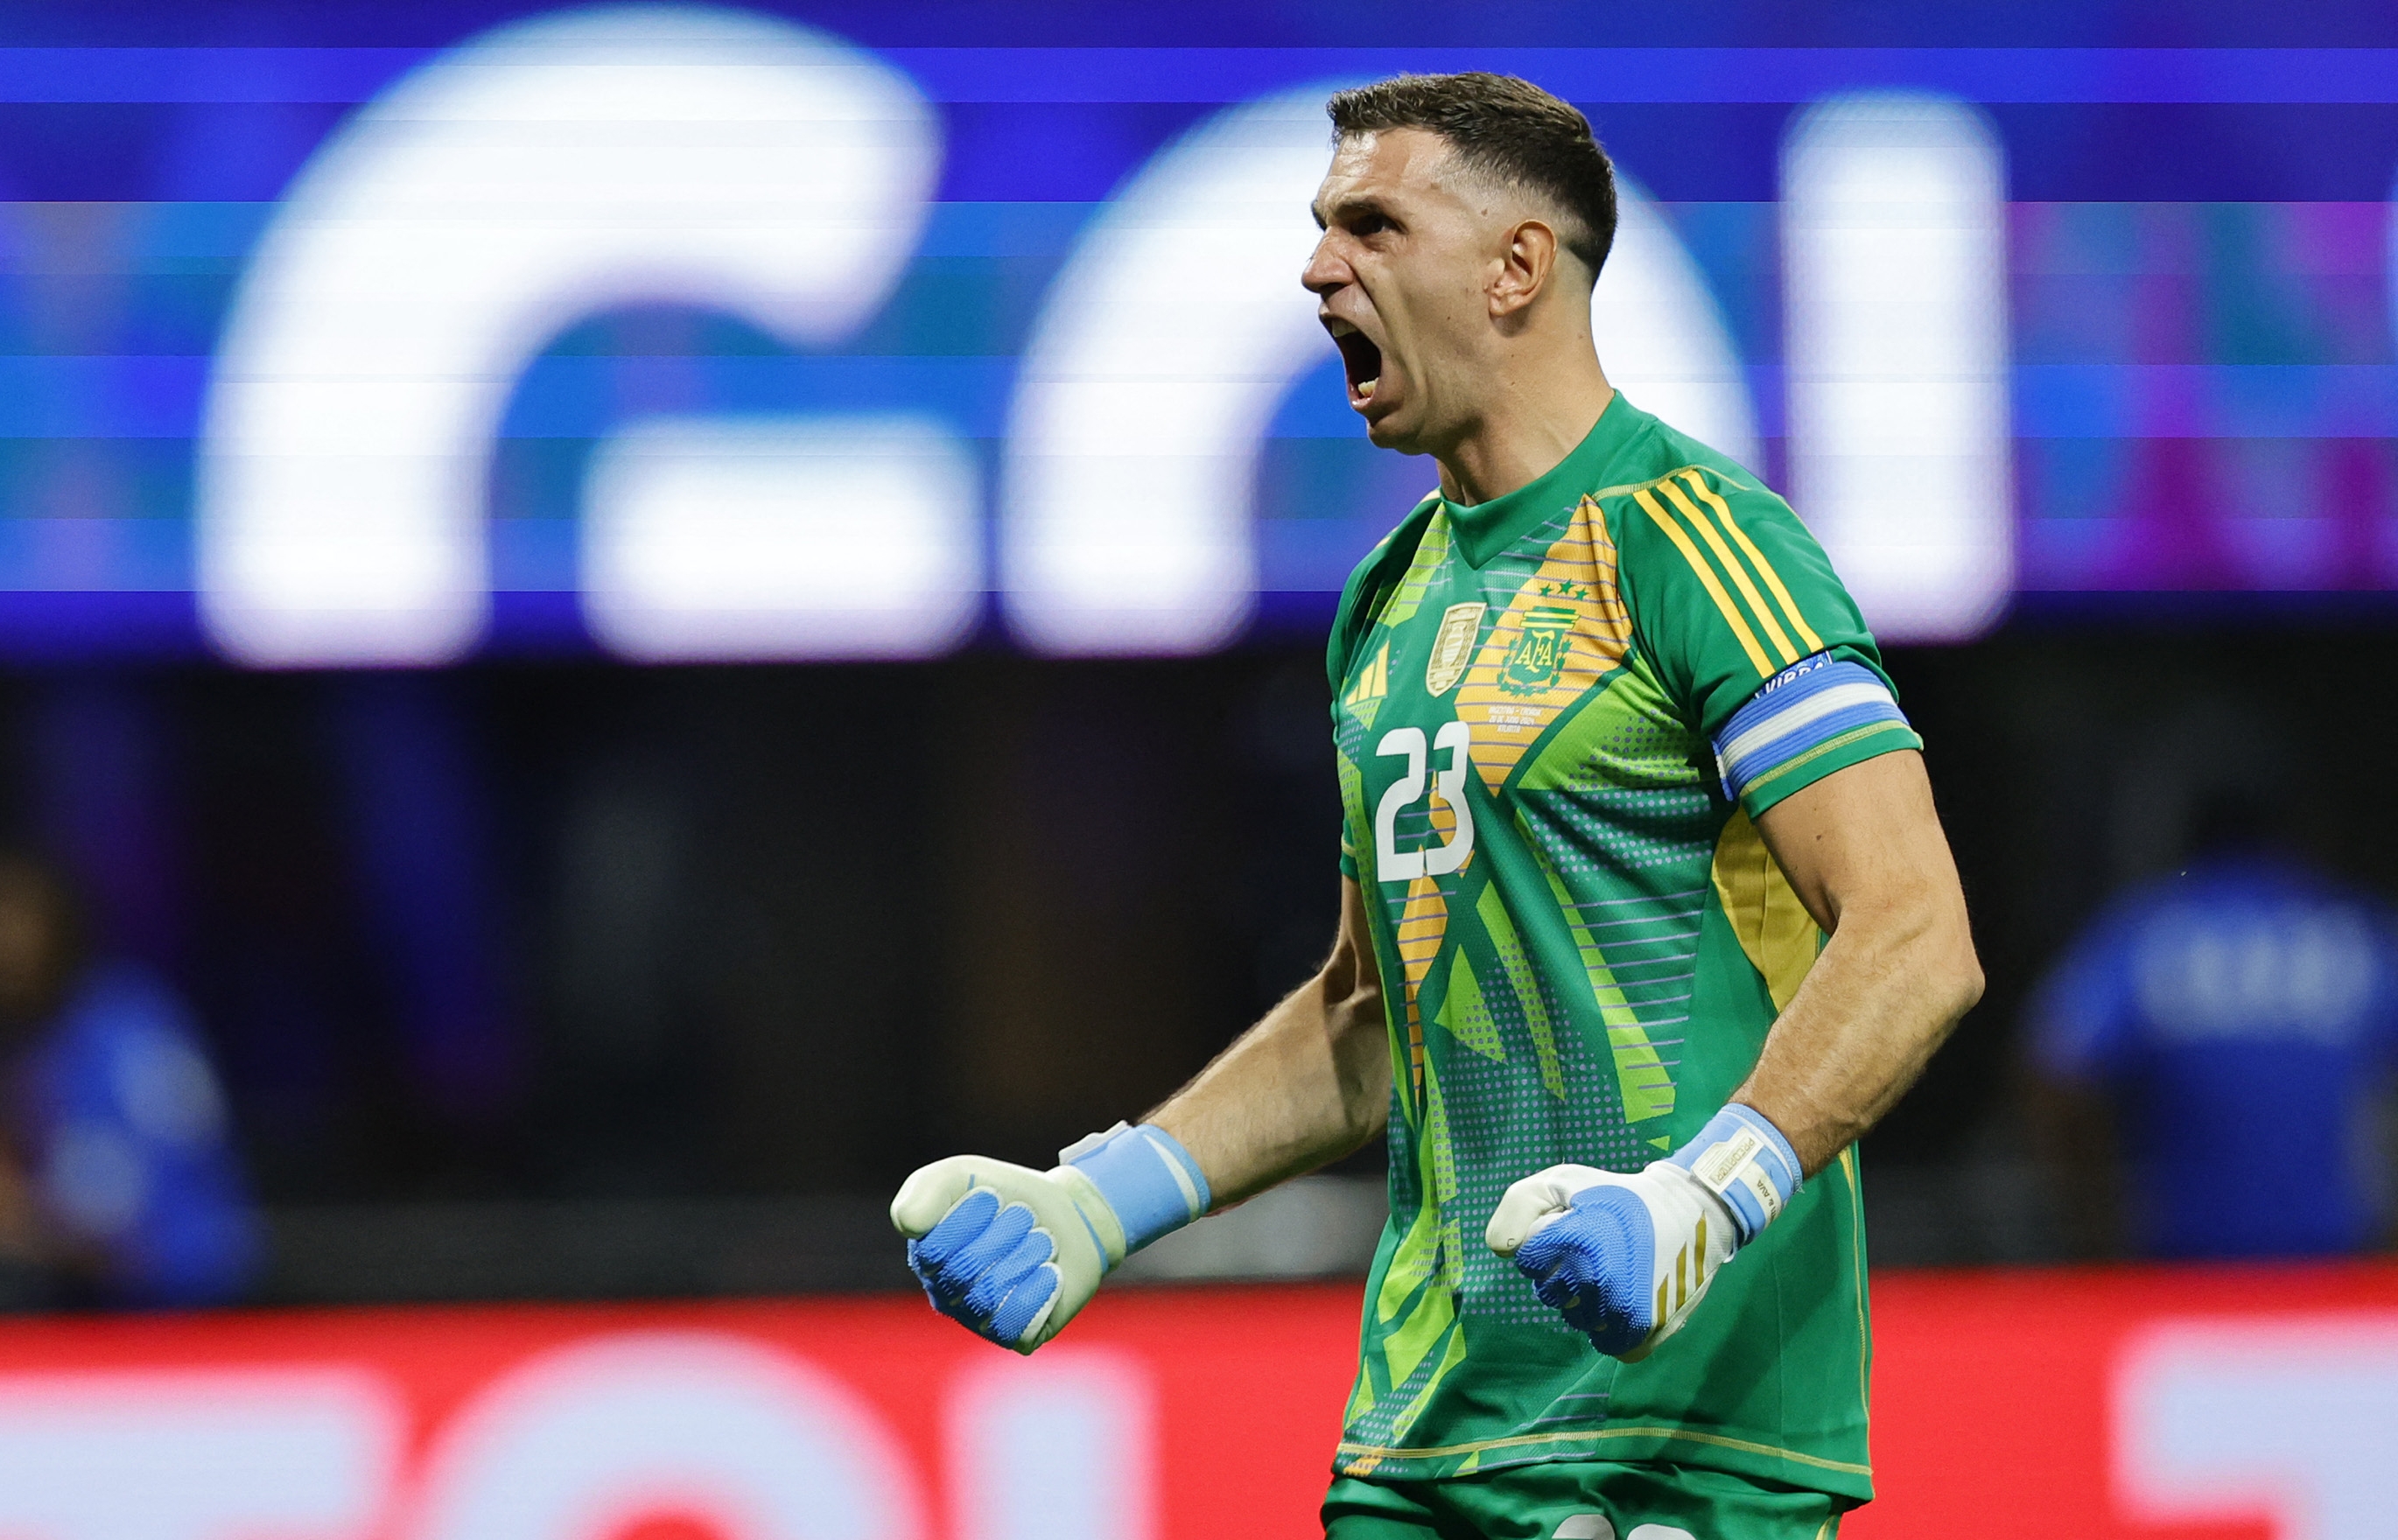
[1733,899,1981,1173]
[1148,882,1391,1208]
[1740,751,1984,1175]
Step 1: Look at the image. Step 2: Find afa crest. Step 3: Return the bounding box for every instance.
[1499,605,1576,696]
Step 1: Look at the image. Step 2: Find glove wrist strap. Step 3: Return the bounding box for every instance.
[1667,1103,1803,1247]
[1058,1122,1212,1258]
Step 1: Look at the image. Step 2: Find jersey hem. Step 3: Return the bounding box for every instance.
[1333,1424,1874,1503]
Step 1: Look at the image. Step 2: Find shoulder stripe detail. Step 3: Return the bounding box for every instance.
[1713,654,1911,805]
[1656,477,1801,667]
[1632,487,1774,677]
[1679,470,1826,654]
[1590,463,1756,503]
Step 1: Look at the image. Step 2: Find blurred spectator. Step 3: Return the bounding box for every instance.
[0,857,257,1306]
[2026,792,2398,1259]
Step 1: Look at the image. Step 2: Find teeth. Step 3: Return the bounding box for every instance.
[1356,377,1378,397]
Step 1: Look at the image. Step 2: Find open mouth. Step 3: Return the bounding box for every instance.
[1329,323,1384,408]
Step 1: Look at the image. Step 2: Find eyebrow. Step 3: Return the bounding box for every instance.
[1313,192,1392,231]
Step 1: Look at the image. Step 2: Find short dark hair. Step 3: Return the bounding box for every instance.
[1326,73,1618,280]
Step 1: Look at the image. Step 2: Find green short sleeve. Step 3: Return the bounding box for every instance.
[1611,465,1889,739]
[1611,465,1920,814]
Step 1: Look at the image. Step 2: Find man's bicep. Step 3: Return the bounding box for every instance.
[1750,749,1957,934]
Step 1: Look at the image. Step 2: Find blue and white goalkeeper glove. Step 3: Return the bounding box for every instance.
[1485,1104,1802,1362]
[890,1122,1210,1354]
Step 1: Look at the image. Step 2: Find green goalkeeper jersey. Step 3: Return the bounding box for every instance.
[1325,395,1921,1503]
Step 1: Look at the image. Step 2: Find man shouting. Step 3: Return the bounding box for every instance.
[895,72,1981,1540]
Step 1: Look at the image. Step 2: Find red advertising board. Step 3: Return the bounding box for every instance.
[1854,1262,2398,1540]
[0,1264,2387,1538]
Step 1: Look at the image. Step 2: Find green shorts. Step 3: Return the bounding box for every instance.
[1322,1461,1847,1540]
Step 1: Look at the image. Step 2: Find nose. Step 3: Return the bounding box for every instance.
[1301,231,1349,297]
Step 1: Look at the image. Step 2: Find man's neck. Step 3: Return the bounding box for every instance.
[1434,356,1615,508]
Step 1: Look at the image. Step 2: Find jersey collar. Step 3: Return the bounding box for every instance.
[1440,392,1645,569]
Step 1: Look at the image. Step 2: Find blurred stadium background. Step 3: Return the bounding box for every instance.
[0,0,2383,1535]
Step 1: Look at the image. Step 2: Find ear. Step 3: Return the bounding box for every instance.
[1489,218,1559,318]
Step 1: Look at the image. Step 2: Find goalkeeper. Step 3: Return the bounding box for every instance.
[894,72,1981,1540]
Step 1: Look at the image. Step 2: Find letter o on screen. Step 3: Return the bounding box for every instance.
[1000,87,1347,657]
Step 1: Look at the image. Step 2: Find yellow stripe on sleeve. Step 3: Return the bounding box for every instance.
[1681,470,1826,654]
[1657,477,1800,667]
[1633,487,1774,677]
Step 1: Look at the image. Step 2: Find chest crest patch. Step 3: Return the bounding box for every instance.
[1455,496,1634,791]
[1424,603,1485,696]
[1498,603,1575,696]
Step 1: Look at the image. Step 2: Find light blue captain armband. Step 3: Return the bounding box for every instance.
[1057,1122,1212,1259]
[1711,653,1912,809]
[1666,1103,1803,1248]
